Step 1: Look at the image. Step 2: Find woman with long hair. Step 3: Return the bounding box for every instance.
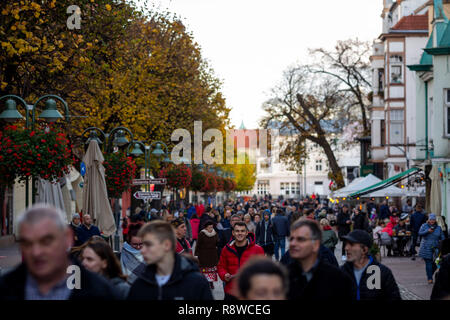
[81,240,130,299]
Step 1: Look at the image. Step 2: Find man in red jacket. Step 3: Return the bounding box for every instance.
[218,221,264,300]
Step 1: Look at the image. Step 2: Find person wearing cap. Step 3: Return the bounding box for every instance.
[69,213,83,247]
[341,230,401,300]
[418,213,445,284]
[171,218,193,255]
[392,213,411,256]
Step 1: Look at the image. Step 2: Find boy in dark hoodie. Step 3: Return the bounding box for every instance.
[127,220,213,300]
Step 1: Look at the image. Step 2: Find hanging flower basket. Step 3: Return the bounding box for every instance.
[223,178,236,192]
[104,153,137,198]
[202,172,218,193]
[191,170,208,192]
[0,125,73,186]
[159,164,191,190]
[215,176,225,192]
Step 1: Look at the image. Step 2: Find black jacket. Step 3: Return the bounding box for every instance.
[280,245,339,268]
[341,256,401,301]
[431,254,450,300]
[337,211,351,238]
[255,219,274,246]
[127,253,213,300]
[287,257,354,300]
[272,214,290,237]
[0,261,118,300]
[352,213,367,231]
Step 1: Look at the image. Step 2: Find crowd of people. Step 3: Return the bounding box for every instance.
[1,194,449,301]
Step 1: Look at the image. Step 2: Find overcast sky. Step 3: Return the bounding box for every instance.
[147,0,383,129]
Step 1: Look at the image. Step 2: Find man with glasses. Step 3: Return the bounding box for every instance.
[286,218,354,300]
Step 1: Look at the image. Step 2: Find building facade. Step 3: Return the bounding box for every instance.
[370,0,429,180]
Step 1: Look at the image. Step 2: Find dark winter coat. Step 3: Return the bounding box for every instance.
[195,229,219,268]
[272,214,290,238]
[217,232,265,295]
[255,219,275,246]
[341,256,401,301]
[410,211,427,233]
[78,224,101,244]
[127,253,213,300]
[352,213,367,231]
[217,228,233,258]
[337,211,351,238]
[0,260,118,300]
[431,254,450,300]
[69,223,83,247]
[287,257,354,300]
[379,205,390,221]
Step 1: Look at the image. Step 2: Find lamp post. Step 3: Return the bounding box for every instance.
[0,94,71,208]
[81,126,135,252]
[126,140,171,210]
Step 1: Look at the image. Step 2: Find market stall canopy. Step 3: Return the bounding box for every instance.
[330,174,381,198]
[349,167,422,199]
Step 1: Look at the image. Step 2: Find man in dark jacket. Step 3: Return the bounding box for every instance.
[127,220,213,300]
[410,204,428,260]
[78,214,101,245]
[0,204,117,300]
[341,230,401,301]
[379,201,390,221]
[272,209,290,261]
[286,219,354,300]
[337,204,352,259]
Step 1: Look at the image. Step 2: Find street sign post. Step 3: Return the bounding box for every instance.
[133,191,161,200]
[132,178,167,185]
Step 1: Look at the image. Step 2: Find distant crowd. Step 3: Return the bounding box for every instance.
[1,195,449,300]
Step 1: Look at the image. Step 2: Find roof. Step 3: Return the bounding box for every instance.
[391,14,429,31]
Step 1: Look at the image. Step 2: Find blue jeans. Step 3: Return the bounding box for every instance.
[424,258,437,281]
[274,236,286,260]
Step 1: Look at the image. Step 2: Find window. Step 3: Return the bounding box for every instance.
[446,89,450,137]
[390,110,404,144]
[381,120,386,145]
[390,55,403,84]
[378,69,384,93]
[315,159,323,171]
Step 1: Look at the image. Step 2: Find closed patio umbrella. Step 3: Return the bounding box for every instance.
[82,140,116,237]
[429,165,444,228]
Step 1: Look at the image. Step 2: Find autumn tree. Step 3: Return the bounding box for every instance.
[261,66,348,188]
[308,39,372,136]
[0,0,230,172]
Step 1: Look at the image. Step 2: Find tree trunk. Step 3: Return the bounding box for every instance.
[318,137,345,189]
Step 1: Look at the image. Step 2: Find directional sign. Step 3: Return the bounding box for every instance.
[80,162,86,177]
[132,178,167,185]
[133,191,161,200]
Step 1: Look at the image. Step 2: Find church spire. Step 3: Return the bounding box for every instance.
[239,120,246,130]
